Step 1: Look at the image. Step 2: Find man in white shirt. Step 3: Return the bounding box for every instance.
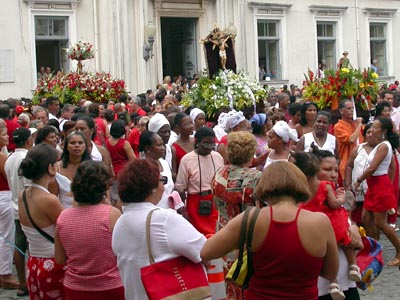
[4,127,34,296]
[46,96,60,121]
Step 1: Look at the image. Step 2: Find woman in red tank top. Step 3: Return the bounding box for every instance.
[201,161,339,300]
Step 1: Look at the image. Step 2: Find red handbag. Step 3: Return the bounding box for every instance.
[140,208,211,300]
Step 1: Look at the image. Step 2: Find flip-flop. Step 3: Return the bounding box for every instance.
[16,286,29,297]
[387,258,400,267]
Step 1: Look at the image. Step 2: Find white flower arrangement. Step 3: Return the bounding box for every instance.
[182,70,267,118]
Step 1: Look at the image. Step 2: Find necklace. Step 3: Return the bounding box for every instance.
[31,183,50,194]
[312,132,326,148]
[275,201,296,205]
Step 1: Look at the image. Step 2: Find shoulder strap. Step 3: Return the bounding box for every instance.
[145,208,160,264]
[245,208,260,285]
[22,190,54,244]
[232,206,252,279]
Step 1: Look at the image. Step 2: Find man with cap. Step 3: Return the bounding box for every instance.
[148,113,176,179]
[4,127,34,296]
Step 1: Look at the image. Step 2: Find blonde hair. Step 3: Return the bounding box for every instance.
[226,131,257,165]
[255,161,310,204]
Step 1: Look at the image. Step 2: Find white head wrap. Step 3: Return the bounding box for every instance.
[225,110,246,132]
[217,112,228,131]
[148,113,170,133]
[272,120,299,143]
[189,108,205,122]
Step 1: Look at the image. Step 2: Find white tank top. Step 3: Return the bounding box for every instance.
[367,141,392,176]
[21,224,55,258]
[303,132,336,155]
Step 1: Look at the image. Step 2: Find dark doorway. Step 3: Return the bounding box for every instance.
[161,17,198,79]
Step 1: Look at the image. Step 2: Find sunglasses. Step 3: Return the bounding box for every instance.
[159,176,168,185]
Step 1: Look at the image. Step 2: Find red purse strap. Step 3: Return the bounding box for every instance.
[145,208,160,264]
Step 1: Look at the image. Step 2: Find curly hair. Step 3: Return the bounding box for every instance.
[19,143,58,180]
[227,131,257,165]
[35,126,58,145]
[71,160,111,204]
[118,159,160,203]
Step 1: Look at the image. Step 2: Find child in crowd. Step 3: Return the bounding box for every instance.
[292,144,361,300]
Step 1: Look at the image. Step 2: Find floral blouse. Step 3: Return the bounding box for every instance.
[212,164,262,230]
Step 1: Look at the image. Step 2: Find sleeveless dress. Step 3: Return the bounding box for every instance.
[301,181,351,246]
[105,138,129,176]
[172,143,187,170]
[244,207,323,299]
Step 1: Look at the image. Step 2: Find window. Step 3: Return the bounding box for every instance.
[370,23,387,76]
[35,16,68,39]
[258,20,280,80]
[317,22,336,70]
[34,16,69,77]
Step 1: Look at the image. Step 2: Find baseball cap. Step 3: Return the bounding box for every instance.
[12,127,31,144]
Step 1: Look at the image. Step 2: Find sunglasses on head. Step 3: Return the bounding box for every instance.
[159,176,168,185]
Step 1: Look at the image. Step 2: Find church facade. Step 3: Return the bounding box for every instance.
[1,0,399,99]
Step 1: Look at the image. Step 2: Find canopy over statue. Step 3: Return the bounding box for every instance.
[201,25,236,78]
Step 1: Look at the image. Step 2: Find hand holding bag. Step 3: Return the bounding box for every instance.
[226,206,260,289]
[140,208,211,300]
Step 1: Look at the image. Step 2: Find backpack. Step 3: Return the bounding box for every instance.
[356,228,384,290]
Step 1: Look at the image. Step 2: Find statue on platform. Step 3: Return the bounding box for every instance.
[337,51,352,69]
[201,25,236,78]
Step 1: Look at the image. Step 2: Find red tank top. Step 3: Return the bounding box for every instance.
[0,173,9,191]
[244,207,323,300]
[105,138,128,176]
[172,143,187,169]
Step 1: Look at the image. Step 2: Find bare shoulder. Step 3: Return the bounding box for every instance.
[300,209,330,226]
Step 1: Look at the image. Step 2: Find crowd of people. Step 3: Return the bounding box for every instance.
[0,76,400,300]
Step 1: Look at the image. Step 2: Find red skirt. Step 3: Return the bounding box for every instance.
[186,193,218,236]
[364,175,396,212]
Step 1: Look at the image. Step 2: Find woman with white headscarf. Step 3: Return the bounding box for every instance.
[217,110,249,163]
[148,113,177,179]
[189,108,206,134]
[264,120,299,169]
[213,111,229,142]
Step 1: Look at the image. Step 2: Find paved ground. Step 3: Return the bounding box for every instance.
[1,224,399,300]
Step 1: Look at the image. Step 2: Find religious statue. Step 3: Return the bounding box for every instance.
[201,25,236,78]
[337,51,352,69]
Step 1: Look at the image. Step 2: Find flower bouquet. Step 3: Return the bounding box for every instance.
[303,68,379,110]
[32,72,128,105]
[66,40,95,61]
[182,70,267,118]
[66,41,95,74]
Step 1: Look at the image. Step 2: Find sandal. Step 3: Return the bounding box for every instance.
[16,285,29,297]
[349,264,362,282]
[387,258,400,267]
[329,283,345,300]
